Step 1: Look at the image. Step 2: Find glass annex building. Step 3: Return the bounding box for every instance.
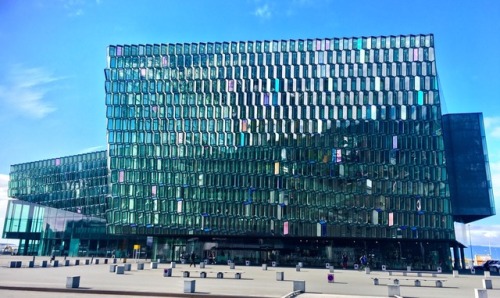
[4,34,495,270]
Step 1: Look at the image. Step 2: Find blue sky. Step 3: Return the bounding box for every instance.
[0,0,499,249]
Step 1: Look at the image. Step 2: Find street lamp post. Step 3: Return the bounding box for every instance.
[468,224,474,268]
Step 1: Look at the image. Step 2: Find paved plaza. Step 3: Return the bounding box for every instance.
[1,255,500,298]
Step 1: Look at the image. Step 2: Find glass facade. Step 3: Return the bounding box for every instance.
[4,151,130,257]
[5,34,492,270]
[103,34,456,268]
[442,113,495,223]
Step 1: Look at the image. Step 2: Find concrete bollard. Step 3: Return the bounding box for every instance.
[64,260,70,266]
[116,265,125,274]
[124,263,132,271]
[407,266,411,272]
[327,273,334,283]
[184,280,195,293]
[453,270,459,278]
[95,259,100,265]
[136,263,144,270]
[41,260,48,268]
[365,267,370,274]
[170,261,176,268]
[293,280,306,293]
[483,279,493,289]
[150,262,158,269]
[109,264,117,272]
[272,261,277,267]
[29,261,34,268]
[262,264,267,270]
[296,265,301,272]
[245,260,250,266]
[388,285,400,296]
[163,268,172,277]
[329,266,335,273]
[484,271,491,277]
[276,272,284,281]
[66,276,80,288]
[475,288,488,298]
[199,262,205,269]
[53,260,59,267]
[75,260,80,266]
[229,263,235,269]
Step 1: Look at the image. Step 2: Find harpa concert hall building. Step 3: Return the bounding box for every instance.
[3,34,495,270]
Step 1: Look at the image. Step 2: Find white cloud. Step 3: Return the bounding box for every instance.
[469,224,500,247]
[484,117,500,138]
[0,66,62,119]
[254,3,271,19]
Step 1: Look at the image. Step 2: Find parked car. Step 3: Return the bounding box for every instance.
[474,260,500,271]
[489,262,500,273]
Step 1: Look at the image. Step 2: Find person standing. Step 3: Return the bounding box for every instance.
[342,254,348,269]
[189,252,196,267]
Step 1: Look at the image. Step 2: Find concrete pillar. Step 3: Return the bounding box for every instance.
[459,247,466,269]
[483,279,493,289]
[475,289,488,298]
[453,245,460,270]
[388,285,400,296]
[183,280,195,293]
[66,276,80,288]
[293,280,305,293]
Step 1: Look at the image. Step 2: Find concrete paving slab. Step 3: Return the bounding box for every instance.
[2,256,500,297]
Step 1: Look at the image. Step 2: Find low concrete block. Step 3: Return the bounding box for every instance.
[66,276,80,288]
[293,280,305,293]
[373,278,379,285]
[150,262,158,269]
[9,261,17,268]
[245,260,250,266]
[53,260,59,267]
[170,261,176,268]
[163,268,172,277]
[453,270,459,278]
[116,265,125,274]
[40,260,48,268]
[365,267,370,274]
[483,279,493,289]
[199,262,205,269]
[329,266,335,273]
[64,260,70,266]
[475,288,488,298]
[109,264,117,272]
[104,259,108,264]
[296,265,301,272]
[327,273,334,283]
[262,264,267,270]
[272,261,277,267]
[235,272,242,279]
[183,280,195,293]
[229,263,235,269]
[75,260,80,266]
[85,259,90,265]
[124,263,132,271]
[95,259,100,265]
[484,271,491,277]
[388,285,400,296]
[436,280,443,287]
[415,279,421,287]
[29,261,34,268]
[137,263,144,270]
[276,271,284,281]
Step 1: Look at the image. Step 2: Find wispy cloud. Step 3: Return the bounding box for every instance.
[0,66,62,119]
[470,224,500,247]
[60,0,86,17]
[484,117,500,138]
[0,174,8,201]
[254,3,271,19]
